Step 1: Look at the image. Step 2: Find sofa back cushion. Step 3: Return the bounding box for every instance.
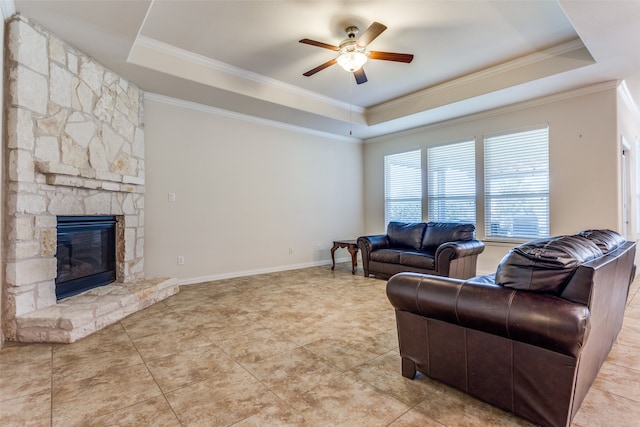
[387,222,426,250]
[495,235,602,293]
[576,229,625,254]
[421,222,475,252]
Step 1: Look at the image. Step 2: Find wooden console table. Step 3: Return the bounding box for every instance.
[331,239,359,275]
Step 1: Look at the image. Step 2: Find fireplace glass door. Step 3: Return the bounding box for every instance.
[56,216,116,300]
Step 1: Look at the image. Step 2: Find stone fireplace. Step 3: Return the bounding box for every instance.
[3,14,178,343]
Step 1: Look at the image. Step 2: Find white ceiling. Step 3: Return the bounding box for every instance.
[9,0,640,140]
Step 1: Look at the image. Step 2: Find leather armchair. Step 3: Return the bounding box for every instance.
[386,231,636,427]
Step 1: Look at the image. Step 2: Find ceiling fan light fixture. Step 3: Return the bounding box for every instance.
[337,41,368,72]
[337,51,368,72]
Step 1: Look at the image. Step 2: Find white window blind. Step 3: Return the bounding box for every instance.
[427,140,475,224]
[384,149,422,227]
[484,126,549,239]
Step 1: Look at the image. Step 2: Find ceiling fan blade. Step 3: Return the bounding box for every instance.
[303,58,337,76]
[357,22,387,47]
[354,68,367,85]
[299,38,340,51]
[368,51,414,63]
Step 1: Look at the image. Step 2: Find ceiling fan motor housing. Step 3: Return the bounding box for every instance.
[339,39,365,54]
[345,26,359,39]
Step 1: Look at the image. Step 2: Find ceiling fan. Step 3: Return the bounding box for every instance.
[299,22,414,84]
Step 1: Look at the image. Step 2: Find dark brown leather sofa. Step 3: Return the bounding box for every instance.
[386,230,636,427]
[357,222,485,279]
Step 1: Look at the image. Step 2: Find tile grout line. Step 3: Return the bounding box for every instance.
[49,345,54,427]
[120,315,186,427]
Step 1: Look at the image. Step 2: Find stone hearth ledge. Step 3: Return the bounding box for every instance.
[15,278,179,343]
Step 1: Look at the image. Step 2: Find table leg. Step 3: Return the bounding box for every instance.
[330,241,339,270]
[348,244,358,275]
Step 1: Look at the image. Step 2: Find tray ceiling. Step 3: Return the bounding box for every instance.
[10,0,640,140]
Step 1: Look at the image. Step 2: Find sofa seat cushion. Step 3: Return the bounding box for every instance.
[399,251,435,270]
[387,222,427,250]
[422,222,475,251]
[496,235,601,293]
[371,249,402,264]
[371,249,435,270]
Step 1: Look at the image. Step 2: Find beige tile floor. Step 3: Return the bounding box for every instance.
[1,263,640,426]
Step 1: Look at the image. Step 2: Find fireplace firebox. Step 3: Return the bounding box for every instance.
[56,216,117,300]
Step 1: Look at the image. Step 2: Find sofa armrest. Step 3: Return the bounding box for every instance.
[434,240,485,277]
[357,234,389,252]
[386,272,590,357]
[435,239,485,259]
[357,234,389,276]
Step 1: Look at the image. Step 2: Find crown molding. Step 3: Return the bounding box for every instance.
[366,80,618,143]
[144,92,362,144]
[618,80,640,124]
[367,38,591,120]
[132,35,363,115]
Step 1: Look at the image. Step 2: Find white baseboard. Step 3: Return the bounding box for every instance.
[177,257,352,286]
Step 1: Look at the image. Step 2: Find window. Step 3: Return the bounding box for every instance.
[427,140,475,223]
[384,149,422,227]
[484,126,549,239]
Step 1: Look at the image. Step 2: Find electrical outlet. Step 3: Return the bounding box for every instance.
[288,248,293,255]
[168,193,176,202]
[177,256,185,265]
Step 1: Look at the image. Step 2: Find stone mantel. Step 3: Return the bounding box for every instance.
[37,161,145,193]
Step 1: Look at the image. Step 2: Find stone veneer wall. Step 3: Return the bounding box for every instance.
[3,14,145,340]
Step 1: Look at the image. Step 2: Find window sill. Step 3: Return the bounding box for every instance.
[481,238,529,247]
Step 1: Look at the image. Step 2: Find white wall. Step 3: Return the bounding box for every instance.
[144,97,364,283]
[363,83,620,273]
[0,5,7,347]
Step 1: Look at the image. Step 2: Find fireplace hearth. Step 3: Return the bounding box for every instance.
[56,216,117,300]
